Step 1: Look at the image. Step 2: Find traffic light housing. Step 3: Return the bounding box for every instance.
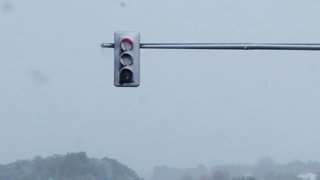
[114,32,140,87]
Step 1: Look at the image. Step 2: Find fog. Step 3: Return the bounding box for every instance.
[1,0,320,178]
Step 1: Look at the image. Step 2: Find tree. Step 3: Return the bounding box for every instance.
[233,176,255,180]
[263,172,299,180]
[211,170,230,180]
[253,157,276,177]
[0,152,143,180]
[181,174,194,180]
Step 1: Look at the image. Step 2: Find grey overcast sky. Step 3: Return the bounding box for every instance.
[1,0,320,176]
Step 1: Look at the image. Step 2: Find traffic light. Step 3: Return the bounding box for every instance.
[114,32,140,87]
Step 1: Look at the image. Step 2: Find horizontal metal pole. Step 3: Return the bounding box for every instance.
[101,43,320,51]
[101,43,114,48]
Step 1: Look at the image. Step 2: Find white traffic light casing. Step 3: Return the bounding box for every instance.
[114,32,140,87]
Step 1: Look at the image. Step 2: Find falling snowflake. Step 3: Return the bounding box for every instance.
[120,1,126,8]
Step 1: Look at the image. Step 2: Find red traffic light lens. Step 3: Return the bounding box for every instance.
[121,38,133,51]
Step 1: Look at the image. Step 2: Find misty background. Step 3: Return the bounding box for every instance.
[1,0,320,178]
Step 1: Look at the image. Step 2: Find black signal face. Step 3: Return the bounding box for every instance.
[114,32,140,87]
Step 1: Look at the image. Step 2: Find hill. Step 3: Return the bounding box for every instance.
[0,152,143,180]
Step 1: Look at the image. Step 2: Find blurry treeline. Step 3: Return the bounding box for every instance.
[0,152,143,180]
[152,157,320,180]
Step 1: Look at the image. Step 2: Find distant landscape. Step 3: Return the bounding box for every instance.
[151,158,320,180]
[1,153,320,180]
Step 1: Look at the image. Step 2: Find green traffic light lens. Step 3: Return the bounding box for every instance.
[120,68,133,83]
